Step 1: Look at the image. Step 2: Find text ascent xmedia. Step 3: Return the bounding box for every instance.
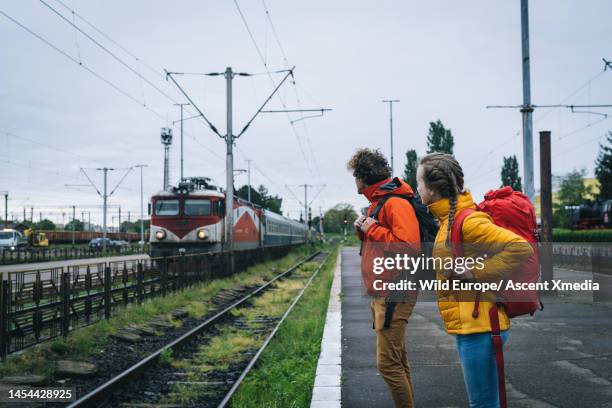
[371,279,600,292]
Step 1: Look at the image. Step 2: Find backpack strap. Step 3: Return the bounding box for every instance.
[452,207,507,408]
[450,208,476,257]
[450,207,480,318]
[490,303,507,408]
[370,194,411,221]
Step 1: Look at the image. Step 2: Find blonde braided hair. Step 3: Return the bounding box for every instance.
[419,153,465,248]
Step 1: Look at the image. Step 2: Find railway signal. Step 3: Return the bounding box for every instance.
[160,127,173,191]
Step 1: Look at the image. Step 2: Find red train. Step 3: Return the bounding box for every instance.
[149,177,308,257]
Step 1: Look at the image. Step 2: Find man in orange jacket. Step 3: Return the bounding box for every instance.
[347,148,421,408]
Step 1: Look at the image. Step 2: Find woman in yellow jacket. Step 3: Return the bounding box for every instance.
[416,153,533,408]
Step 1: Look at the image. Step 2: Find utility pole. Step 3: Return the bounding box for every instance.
[224,67,235,255]
[246,159,253,203]
[382,99,400,175]
[118,206,122,233]
[539,130,553,283]
[300,184,312,242]
[166,65,297,257]
[135,164,148,247]
[102,169,108,247]
[174,103,190,181]
[520,0,534,202]
[30,207,33,223]
[71,205,76,247]
[318,206,325,242]
[81,167,132,252]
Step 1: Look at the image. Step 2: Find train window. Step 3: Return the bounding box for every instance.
[185,200,211,216]
[155,200,179,215]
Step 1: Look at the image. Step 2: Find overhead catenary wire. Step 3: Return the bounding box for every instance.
[0,9,162,118]
[259,0,328,208]
[261,0,325,182]
[0,129,103,165]
[0,7,224,164]
[51,0,162,79]
[466,66,611,176]
[233,0,318,182]
[38,0,186,111]
[49,0,226,152]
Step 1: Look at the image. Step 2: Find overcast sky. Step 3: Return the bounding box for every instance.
[1,0,611,227]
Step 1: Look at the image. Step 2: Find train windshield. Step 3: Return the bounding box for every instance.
[184,199,211,216]
[0,231,14,239]
[155,200,179,215]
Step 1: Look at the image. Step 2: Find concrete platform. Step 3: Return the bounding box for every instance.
[311,251,342,408]
[330,246,612,408]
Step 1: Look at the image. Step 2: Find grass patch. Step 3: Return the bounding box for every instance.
[231,245,339,408]
[553,228,612,242]
[0,246,318,379]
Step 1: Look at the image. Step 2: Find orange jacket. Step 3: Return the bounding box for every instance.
[358,177,421,296]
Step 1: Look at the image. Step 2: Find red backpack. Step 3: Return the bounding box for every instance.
[451,186,542,408]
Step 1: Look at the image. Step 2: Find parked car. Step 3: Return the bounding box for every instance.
[89,238,115,251]
[113,240,130,249]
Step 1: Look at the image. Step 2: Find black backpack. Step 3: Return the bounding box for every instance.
[370,190,439,284]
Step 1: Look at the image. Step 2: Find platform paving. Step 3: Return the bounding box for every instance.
[337,246,612,408]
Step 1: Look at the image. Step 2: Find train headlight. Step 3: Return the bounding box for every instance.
[155,230,166,240]
[197,229,207,240]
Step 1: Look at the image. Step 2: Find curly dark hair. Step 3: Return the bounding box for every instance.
[347,148,391,185]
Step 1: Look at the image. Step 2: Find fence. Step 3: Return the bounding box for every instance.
[552,243,612,274]
[0,244,149,266]
[0,246,291,359]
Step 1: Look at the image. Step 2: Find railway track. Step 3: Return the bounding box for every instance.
[66,250,330,407]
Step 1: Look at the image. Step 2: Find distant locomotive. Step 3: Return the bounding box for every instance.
[567,199,612,229]
[149,177,308,257]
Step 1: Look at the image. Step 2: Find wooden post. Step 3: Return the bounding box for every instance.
[0,279,9,360]
[104,266,112,319]
[539,130,554,283]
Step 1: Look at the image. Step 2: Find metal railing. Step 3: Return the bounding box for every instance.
[0,246,292,359]
[0,244,149,265]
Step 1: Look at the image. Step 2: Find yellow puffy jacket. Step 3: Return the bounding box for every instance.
[427,191,534,335]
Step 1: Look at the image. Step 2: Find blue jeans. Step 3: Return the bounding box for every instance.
[455,331,509,408]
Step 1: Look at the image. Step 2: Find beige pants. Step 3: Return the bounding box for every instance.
[371,297,417,408]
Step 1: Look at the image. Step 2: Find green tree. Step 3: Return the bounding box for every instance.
[500,155,522,191]
[403,149,418,188]
[595,132,612,199]
[235,184,283,215]
[35,219,56,230]
[132,219,150,235]
[553,169,592,228]
[322,203,358,233]
[557,169,592,205]
[120,221,136,233]
[426,119,454,154]
[65,219,84,231]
